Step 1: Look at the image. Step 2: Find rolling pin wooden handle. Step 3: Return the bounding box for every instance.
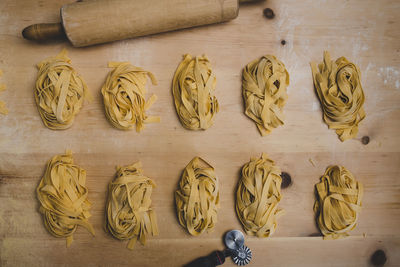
[22,23,65,42]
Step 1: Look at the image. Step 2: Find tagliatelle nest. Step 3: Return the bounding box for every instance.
[311,51,365,141]
[101,62,160,132]
[314,165,363,239]
[236,153,284,237]
[34,49,91,130]
[175,157,219,236]
[105,162,159,250]
[172,54,219,130]
[242,55,289,136]
[36,151,95,247]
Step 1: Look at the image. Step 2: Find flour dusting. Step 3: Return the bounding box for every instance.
[378,66,400,90]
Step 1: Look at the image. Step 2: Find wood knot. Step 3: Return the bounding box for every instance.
[281,40,286,45]
[263,8,275,19]
[280,172,292,189]
[371,249,387,266]
[361,136,370,145]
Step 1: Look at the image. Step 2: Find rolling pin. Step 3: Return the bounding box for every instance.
[22,0,262,47]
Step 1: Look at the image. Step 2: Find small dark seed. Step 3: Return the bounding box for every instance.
[281,40,286,45]
[280,172,292,189]
[361,136,370,145]
[371,249,387,266]
[263,8,275,19]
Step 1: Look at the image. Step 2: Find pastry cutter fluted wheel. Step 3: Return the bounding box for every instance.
[232,245,252,266]
[184,230,252,267]
[224,230,245,251]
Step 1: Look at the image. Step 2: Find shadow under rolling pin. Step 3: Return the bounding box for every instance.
[22,0,264,47]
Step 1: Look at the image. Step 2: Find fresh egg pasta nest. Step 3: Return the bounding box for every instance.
[34,49,90,130]
[105,162,159,249]
[36,151,95,247]
[172,54,219,130]
[175,157,219,236]
[314,165,363,239]
[311,51,365,141]
[101,62,160,132]
[242,55,289,136]
[236,153,284,237]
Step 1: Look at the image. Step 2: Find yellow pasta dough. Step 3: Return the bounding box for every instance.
[311,51,365,141]
[35,49,91,130]
[175,157,219,236]
[0,70,8,115]
[36,151,95,247]
[314,165,363,240]
[236,153,284,237]
[101,62,160,131]
[172,54,219,130]
[242,55,289,136]
[105,162,159,250]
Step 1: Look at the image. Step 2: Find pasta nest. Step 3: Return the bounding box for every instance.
[102,62,159,131]
[242,55,289,136]
[311,51,365,141]
[175,157,219,236]
[236,153,284,237]
[105,162,159,249]
[35,49,91,130]
[36,151,95,247]
[172,54,219,130]
[314,165,363,239]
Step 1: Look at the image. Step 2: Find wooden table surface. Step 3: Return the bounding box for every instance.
[1,0,399,266]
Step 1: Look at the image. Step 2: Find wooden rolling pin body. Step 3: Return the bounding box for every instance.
[60,0,239,47]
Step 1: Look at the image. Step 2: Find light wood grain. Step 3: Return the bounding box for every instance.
[1,0,399,266]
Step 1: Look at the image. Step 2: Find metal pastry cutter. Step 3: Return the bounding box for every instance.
[224,230,252,266]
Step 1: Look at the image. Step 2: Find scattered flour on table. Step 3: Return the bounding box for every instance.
[377,67,400,90]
